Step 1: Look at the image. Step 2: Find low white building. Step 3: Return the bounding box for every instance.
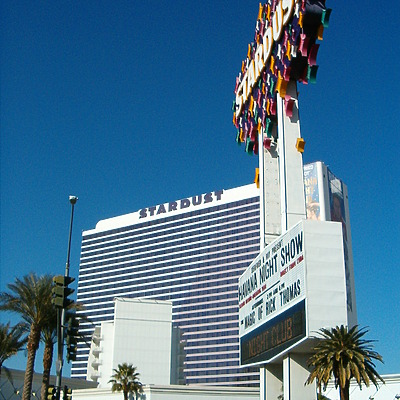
[67,375,400,400]
[86,298,176,387]
[322,374,400,400]
[72,384,259,400]
[0,368,97,399]
[1,368,398,400]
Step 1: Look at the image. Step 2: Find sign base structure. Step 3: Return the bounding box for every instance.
[261,354,316,400]
[239,220,354,398]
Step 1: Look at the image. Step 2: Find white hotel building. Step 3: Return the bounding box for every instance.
[72,162,354,387]
[73,184,261,386]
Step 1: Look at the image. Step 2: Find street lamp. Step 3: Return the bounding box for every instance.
[65,196,78,277]
[55,195,78,400]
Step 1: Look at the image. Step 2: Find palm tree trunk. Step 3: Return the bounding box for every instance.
[339,381,350,400]
[22,324,41,400]
[41,341,54,400]
[123,390,128,400]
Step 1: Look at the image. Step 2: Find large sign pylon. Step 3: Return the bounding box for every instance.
[232,1,356,399]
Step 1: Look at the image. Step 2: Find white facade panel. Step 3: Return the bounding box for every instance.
[304,220,349,334]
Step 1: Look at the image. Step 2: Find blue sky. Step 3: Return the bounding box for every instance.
[1,1,399,376]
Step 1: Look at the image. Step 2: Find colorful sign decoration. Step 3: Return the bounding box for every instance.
[233,0,331,155]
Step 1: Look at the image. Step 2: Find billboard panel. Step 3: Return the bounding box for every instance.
[239,222,306,365]
[304,163,321,221]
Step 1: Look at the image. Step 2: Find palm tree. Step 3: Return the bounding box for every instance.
[0,322,27,376]
[39,303,91,400]
[40,317,57,400]
[109,363,143,400]
[306,325,384,400]
[0,273,54,400]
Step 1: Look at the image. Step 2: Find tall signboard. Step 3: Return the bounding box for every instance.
[231,2,358,399]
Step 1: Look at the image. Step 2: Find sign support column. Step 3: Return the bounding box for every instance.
[259,81,307,400]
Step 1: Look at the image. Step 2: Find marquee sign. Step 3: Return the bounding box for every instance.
[233,0,331,155]
[239,222,305,331]
[239,219,353,366]
[239,221,306,365]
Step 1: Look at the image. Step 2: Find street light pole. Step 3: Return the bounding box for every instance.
[65,196,78,277]
[55,195,78,400]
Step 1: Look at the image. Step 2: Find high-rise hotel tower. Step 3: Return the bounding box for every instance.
[73,184,261,386]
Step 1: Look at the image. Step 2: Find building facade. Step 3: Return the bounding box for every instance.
[73,163,355,387]
[73,184,261,386]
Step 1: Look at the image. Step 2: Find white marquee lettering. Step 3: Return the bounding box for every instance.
[272,3,284,42]
[247,60,256,98]
[254,44,265,78]
[263,25,273,65]
[282,0,295,25]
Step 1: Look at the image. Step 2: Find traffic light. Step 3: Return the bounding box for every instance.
[47,385,57,400]
[65,311,79,363]
[63,386,72,400]
[52,275,75,308]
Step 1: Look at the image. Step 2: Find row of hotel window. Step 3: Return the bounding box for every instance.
[83,216,259,252]
[78,293,242,316]
[77,304,240,325]
[80,223,259,269]
[77,275,244,300]
[77,298,240,318]
[77,261,255,293]
[82,205,260,254]
[81,222,259,263]
[187,375,259,385]
[78,239,259,274]
[78,250,258,283]
[76,292,239,316]
[75,322,240,345]
[81,220,259,262]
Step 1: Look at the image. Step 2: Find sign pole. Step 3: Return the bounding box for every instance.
[259,81,306,400]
